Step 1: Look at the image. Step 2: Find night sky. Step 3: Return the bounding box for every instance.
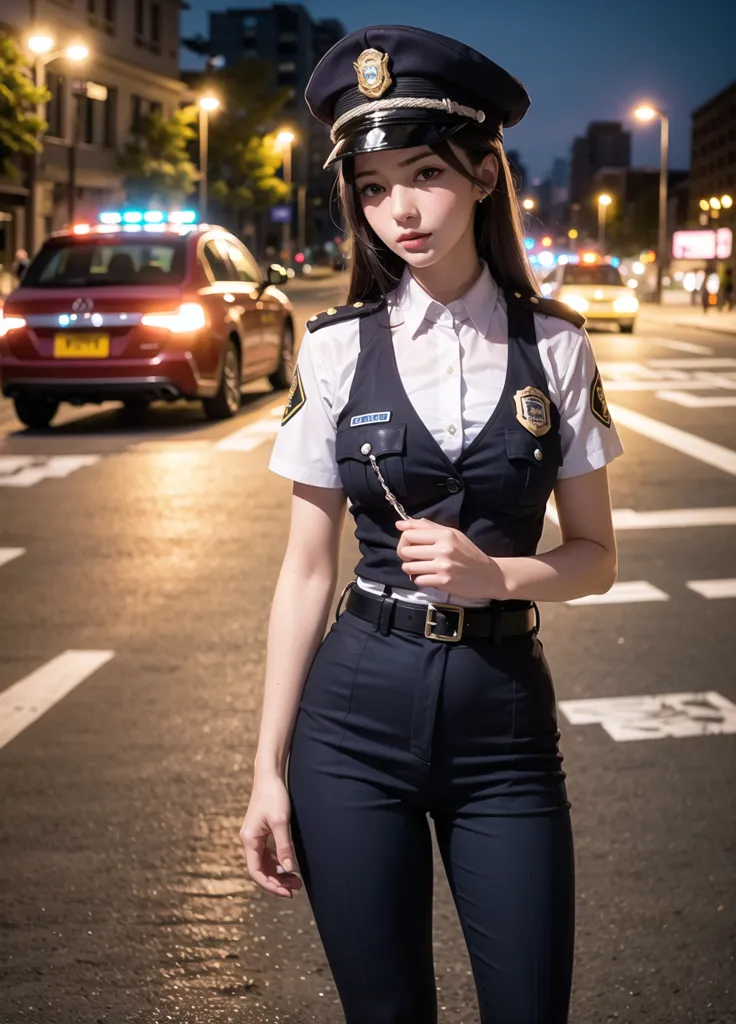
[182,0,736,182]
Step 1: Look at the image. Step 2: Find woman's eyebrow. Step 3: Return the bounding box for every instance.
[355,150,437,181]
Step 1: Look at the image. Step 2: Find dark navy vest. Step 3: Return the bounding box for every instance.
[334,294,562,589]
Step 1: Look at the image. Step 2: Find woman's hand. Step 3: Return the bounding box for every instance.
[240,774,304,899]
[396,518,507,600]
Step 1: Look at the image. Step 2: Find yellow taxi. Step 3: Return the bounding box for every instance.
[542,257,638,333]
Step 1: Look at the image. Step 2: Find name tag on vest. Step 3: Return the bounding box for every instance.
[350,411,392,427]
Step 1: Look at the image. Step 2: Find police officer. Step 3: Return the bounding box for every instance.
[241,24,624,1024]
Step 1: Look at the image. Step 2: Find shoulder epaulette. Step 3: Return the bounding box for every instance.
[305,297,386,333]
[506,289,586,330]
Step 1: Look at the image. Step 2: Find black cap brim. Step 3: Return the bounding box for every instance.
[324,116,470,169]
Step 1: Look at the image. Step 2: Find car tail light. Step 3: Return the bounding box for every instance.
[141,302,206,333]
[0,313,27,337]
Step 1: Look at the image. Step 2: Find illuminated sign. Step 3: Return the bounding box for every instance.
[672,228,732,260]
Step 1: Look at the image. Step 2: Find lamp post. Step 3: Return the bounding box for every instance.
[633,104,669,302]
[276,129,295,263]
[597,193,612,249]
[522,197,535,212]
[198,94,220,221]
[26,35,89,252]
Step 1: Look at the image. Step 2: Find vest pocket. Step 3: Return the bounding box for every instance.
[502,427,563,508]
[335,424,408,505]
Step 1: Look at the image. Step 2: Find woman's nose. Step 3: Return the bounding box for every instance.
[390,186,418,222]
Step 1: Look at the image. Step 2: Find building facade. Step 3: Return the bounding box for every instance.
[569,121,631,237]
[0,0,188,265]
[689,79,736,229]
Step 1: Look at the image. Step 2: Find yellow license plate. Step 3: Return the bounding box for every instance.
[54,333,110,358]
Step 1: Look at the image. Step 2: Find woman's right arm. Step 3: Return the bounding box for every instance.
[240,480,347,898]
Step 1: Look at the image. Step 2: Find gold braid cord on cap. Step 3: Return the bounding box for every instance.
[330,96,487,144]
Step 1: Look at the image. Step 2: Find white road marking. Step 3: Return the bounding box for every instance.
[215,418,281,452]
[655,390,736,409]
[686,579,736,599]
[648,338,714,355]
[0,547,25,568]
[546,504,736,530]
[608,403,736,476]
[644,357,736,369]
[566,581,669,605]
[0,455,100,487]
[0,650,115,751]
[559,691,736,742]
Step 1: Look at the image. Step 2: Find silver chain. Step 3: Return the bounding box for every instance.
[368,455,412,521]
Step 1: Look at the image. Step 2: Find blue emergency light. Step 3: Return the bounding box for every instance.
[97,210,198,227]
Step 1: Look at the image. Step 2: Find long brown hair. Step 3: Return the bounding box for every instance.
[337,123,540,304]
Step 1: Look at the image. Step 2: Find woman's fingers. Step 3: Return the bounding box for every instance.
[241,821,303,899]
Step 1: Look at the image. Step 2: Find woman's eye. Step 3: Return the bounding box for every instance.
[417,167,442,182]
[360,183,384,197]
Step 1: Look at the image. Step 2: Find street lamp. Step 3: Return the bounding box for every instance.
[522,197,535,211]
[276,129,296,263]
[25,34,89,252]
[633,103,669,302]
[198,94,220,220]
[597,193,612,248]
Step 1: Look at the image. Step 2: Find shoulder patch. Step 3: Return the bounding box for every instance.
[590,365,611,428]
[281,365,306,425]
[506,290,586,329]
[305,297,386,333]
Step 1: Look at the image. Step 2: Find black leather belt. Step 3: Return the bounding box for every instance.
[343,583,538,643]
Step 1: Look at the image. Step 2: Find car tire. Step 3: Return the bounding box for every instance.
[13,393,59,429]
[268,322,295,391]
[203,339,241,421]
[119,397,151,420]
[620,321,635,334]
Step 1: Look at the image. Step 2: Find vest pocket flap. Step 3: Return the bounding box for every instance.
[505,427,562,466]
[336,424,407,462]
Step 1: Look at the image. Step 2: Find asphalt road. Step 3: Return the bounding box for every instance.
[0,274,734,1024]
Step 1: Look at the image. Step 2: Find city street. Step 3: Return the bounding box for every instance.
[0,273,734,1024]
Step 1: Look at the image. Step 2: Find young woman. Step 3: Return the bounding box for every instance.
[240,25,624,1024]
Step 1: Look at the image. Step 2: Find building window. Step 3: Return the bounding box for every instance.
[131,94,144,134]
[243,15,258,28]
[150,3,161,51]
[135,0,144,36]
[87,0,116,34]
[135,0,161,54]
[104,87,117,148]
[45,71,65,138]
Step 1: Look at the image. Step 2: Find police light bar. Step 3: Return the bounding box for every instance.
[97,210,198,227]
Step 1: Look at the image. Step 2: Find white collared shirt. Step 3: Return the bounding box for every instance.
[269,262,624,606]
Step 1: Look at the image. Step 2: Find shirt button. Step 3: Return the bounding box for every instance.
[446,478,461,494]
[534,448,543,461]
[446,366,455,375]
[448,424,457,435]
[361,442,372,455]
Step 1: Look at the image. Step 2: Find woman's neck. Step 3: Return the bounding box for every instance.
[408,233,482,306]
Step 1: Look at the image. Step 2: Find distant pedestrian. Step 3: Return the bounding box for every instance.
[240,23,624,1024]
[12,248,29,281]
[722,267,734,311]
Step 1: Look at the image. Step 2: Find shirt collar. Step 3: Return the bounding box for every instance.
[390,260,498,338]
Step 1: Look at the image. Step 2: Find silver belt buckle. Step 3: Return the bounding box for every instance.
[424,602,465,642]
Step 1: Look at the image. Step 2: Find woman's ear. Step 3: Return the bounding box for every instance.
[477,153,499,200]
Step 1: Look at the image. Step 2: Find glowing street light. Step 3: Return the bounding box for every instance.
[65,43,90,62]
[276,129,298,263]
[632,102,669,302]
[722,195,733,210]
[197,95,221,219]
[27,34,55,55]
[522,197,535,211]
[597,193,613,249]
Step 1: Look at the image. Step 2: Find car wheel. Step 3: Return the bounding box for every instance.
[203,339,241,420]
[620,321,635,334]
[268,322,295,390]
[119,397,151,419]
[13,393,59,429]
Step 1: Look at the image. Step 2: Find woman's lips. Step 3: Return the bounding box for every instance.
[397,233,431,251]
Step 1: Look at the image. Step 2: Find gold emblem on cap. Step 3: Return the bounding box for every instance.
[514,386,551,437]
[353,48,392,99]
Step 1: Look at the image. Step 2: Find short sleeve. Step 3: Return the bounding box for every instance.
[556,329,625,479]
[268,330,343,489]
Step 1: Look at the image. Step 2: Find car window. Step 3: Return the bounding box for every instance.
[562,265,624,287]
[219,240,260,283]
[23,240,187,286]
[202,240,233,282]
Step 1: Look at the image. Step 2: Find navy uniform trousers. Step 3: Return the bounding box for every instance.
[287,602,575,1024]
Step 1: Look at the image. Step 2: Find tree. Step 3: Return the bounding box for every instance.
[118,106,200,203]
[0,32,49,178]
[204,60,293,229]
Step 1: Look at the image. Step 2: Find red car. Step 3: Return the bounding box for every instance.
[0,212,295,428]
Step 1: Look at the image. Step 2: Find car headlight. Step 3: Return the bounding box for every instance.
[613,295,639,314]
[0,314,27,337]
[141,302,206,333]
[560,293,589,313]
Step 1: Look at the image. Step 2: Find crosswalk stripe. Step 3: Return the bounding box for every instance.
[566,581,670,606]
[686,579,736,599]
[0,455,100,488]
[214,418,281,451]
[608,404,736,476]
[655,391,736,409]
[648,339,714,355]
[0,547,25,568]
[0,650,115,751]
[547,504,736,530]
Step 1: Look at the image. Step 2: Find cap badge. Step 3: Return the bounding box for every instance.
[514,386,551,437]
[353,48,392,99]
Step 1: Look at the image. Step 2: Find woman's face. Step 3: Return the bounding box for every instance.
[354,142,497,268]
